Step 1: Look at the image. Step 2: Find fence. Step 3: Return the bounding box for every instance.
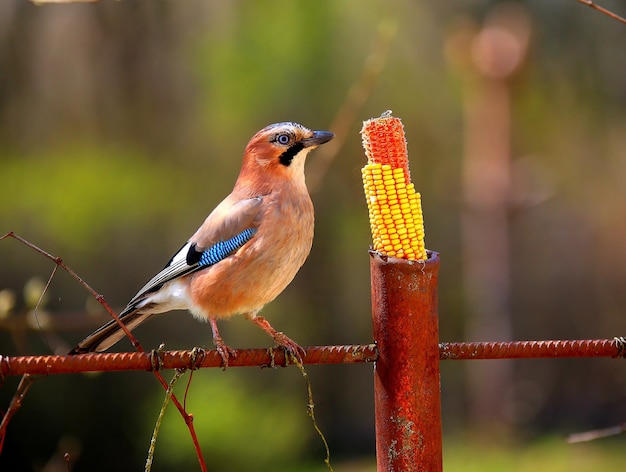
[1,244,624,471]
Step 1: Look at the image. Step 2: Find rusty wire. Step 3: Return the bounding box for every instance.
[439,337,626,360]
[0,344,379,377]
[1,338,624,377]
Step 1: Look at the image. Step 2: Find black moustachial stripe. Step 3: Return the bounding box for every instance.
[279,142,304,166]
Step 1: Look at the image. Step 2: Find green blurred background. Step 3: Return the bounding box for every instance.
[1,0,626,470]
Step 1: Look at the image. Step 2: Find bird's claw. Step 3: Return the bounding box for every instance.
[213,337,236,369]
[273,332,306,365]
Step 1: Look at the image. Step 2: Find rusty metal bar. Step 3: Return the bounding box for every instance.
[440,338,625,360]
[0,344,379,377]
[370,250,443,472]
[2,337,623,378]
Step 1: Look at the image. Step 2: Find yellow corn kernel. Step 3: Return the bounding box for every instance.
[360,111,426,261]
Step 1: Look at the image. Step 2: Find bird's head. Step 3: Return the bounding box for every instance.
[235,122,334,192]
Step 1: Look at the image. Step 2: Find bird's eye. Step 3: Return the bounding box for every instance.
[276,134,291,145]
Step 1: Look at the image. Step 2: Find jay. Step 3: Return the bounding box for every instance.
[70,122,334,365]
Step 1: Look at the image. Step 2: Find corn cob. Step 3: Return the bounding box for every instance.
[361,111,426,261]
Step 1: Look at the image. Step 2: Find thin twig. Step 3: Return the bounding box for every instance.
[307,19,397,191]
[0,232,208,471]
[0,374,35,451]
[566,422,626,443]
[32,264,58,351]
[146,369,186,472]
[291,355,333,472]
[0,232,142,351]
[576,0,626,25]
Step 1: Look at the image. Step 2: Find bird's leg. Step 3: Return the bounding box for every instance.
[245,313,305,364]
[209,318,236,368]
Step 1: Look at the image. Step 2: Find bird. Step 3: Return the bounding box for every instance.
[69,122,334,366]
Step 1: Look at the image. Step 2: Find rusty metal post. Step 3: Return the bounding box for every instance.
[370,250,442,472]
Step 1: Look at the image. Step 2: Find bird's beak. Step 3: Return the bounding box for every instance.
[303,130,335,148]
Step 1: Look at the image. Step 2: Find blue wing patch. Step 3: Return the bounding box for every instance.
[122,227,257,310]
[197,227,257,268]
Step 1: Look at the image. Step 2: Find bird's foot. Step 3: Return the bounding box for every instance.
[246,314,305,365]
[212,336,236,369]
[210,318,235,368]
[272,331,306,365]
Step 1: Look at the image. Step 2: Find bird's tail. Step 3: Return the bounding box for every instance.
[68,308,152,355]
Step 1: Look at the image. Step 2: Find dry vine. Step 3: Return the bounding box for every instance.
[0,232,208,472]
